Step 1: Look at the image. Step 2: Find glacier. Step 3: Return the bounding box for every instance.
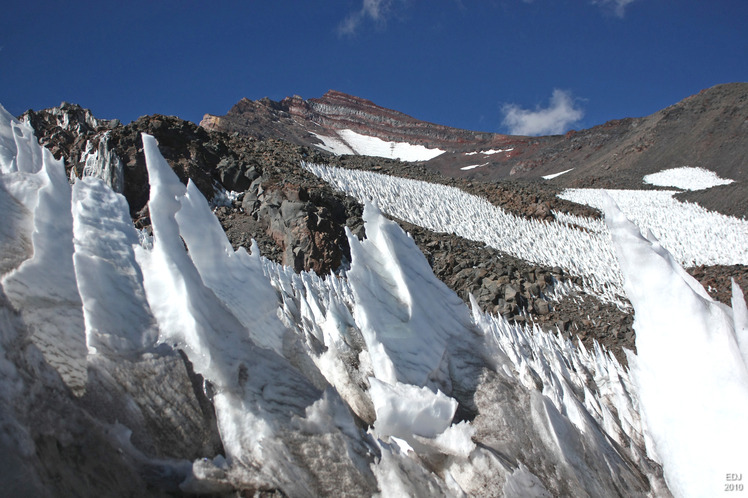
[0,102,745,496]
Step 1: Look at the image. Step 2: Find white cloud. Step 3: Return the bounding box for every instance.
[338,0,394,35]
[591,0,638,18]
[501,89,584,136]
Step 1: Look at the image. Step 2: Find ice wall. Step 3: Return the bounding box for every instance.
[346,201,476,389]
[79,132,125,192]
[72,176,158,357]
[605,196,748,498]
[0,107,87,394]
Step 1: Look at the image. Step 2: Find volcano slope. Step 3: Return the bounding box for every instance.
[18,98,748,359]
[2,96,746,496]
[201,83,748,220]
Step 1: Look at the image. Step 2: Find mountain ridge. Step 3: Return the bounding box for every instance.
[201,83,747,218]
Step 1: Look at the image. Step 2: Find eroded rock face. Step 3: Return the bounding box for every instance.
[201,90,501,148]
[246,182,349,274]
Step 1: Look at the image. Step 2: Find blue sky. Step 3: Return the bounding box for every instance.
[1,1,746,135]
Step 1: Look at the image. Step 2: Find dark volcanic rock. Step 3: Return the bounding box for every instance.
[686,264,748,305]
[20,102,120,162]
[676,183,748,220]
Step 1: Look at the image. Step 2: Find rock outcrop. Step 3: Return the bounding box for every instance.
[201,90,501,148]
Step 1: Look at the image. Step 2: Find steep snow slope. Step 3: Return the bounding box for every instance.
[0,105,678,495]
[313,128,446,161]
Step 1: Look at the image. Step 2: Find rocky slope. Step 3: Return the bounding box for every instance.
[200,90,502,148]
[203,83,748,219]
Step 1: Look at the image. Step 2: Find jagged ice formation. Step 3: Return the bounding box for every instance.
[1,102,746,496]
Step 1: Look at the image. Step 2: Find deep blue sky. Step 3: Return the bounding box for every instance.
[1,1,746,135]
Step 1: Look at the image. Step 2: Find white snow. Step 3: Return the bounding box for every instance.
[643,166,735,190]
[542,168,574,180]
[79,131,125,192]
[310,131,355,155]
[0,111,87,394]
[136,133,324,495]
[465,148,513,156]
[72,176,158,357]
[302,164,621,304]
[304,160,748,302]
[460,162,488,171]
[604,196,748,498]
[347,201,476,388]
[368,378,457,440]
[557,188,748,267]
[312,129,445,161]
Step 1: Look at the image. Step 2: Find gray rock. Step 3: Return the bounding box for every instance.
[535,300,550,315]
[280,200,307,221]
[504,284,519,302]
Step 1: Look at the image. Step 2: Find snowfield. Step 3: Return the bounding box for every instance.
[556,188,747,267]
[305,163,748,305]
[0,103,746,497]
[643,166,735,190]
[465,148,514,155]
[311,128,446,161]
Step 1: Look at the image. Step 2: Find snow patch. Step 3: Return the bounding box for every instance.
[465,148,514,156]
[210,184,242,208]
[542,168,574,180]
[310,131,355,155]
[460,163,488,171]
[643,166,735,190]
[312,129,445,161]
